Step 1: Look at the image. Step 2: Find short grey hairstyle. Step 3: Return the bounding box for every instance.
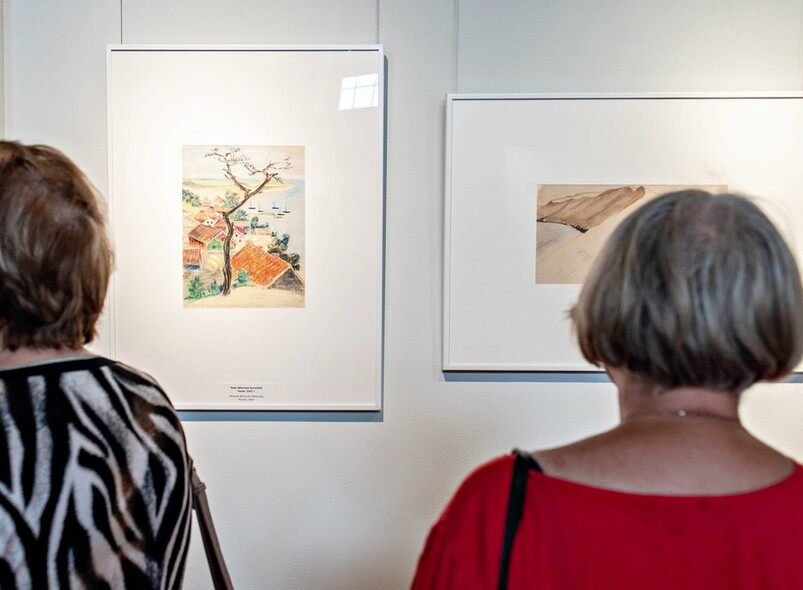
[571,190,803,393]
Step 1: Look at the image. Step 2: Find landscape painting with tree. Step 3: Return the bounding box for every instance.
[182,145,306,307]
[536,184,726,284]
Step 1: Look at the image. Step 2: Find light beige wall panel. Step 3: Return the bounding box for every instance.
[742,384,803,460]
[456,0,803,92]
[121,0,377,44]
[5,0,120,185]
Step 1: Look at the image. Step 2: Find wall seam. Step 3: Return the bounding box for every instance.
[451,0,459,92]
[2,0,7,136]
[798,0,803,89]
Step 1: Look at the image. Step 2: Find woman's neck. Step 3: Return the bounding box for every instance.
[609,367,741,423]
[0,346,92,370]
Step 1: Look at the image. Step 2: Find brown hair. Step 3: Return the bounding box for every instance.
[571,190,803,393]
[0,141,112,350]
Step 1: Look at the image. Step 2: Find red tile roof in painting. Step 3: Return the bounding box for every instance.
[231,242,292,287]
[188,224,225,244]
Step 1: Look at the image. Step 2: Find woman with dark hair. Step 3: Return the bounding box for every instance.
[412,190,803,589]
[0,141,190,589]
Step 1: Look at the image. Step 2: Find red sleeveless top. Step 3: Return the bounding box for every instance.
[412,454,803,589]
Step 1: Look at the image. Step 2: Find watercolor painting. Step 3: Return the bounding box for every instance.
[536,184,727,284]
[182,145,305,308]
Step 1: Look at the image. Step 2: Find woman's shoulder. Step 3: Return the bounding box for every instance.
[45,358,184,430]
[437,455,517,524]
[0,354,158,385]
[457,454,515,494]
[103,358,163,387]
[96,359,182,409]
[412,454,518,588]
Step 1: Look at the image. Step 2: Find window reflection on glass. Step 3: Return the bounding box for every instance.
[339,74,379,110]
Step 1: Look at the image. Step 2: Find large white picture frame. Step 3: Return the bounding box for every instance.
[444,93,803,371]
[108,45,384,410]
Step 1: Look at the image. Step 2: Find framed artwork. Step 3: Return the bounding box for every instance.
[108,45,384,410]
[444,93,803,371]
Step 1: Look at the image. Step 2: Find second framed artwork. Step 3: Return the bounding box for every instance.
[444,93,803,371]
[108,45,385,410]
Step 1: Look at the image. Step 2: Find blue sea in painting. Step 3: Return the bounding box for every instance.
[251,179,306,261]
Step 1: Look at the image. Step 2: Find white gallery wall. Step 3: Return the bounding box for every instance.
[5,1,803,588]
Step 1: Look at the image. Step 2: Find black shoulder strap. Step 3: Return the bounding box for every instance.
[498,449,536,590]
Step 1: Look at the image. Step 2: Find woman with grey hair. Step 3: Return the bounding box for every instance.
[412,190,803,589]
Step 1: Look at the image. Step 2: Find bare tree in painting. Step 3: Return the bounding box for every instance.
[205,147,291,295]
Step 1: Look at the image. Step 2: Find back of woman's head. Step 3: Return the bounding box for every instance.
[0,141,112,350]
[571,190,803,393]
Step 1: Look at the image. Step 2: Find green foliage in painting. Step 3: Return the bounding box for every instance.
[223,190,239,210]
[182,188,201,207]
[187,276,204,299]
[235,270,250,288]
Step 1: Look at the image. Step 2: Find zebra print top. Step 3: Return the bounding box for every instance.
[0,356,191,589]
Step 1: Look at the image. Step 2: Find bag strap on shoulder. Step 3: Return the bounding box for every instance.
[498,450,530,590]
[498,449,543,590]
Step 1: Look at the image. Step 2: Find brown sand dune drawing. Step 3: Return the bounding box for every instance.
[536,184,727,284]
[537,186,646,234]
